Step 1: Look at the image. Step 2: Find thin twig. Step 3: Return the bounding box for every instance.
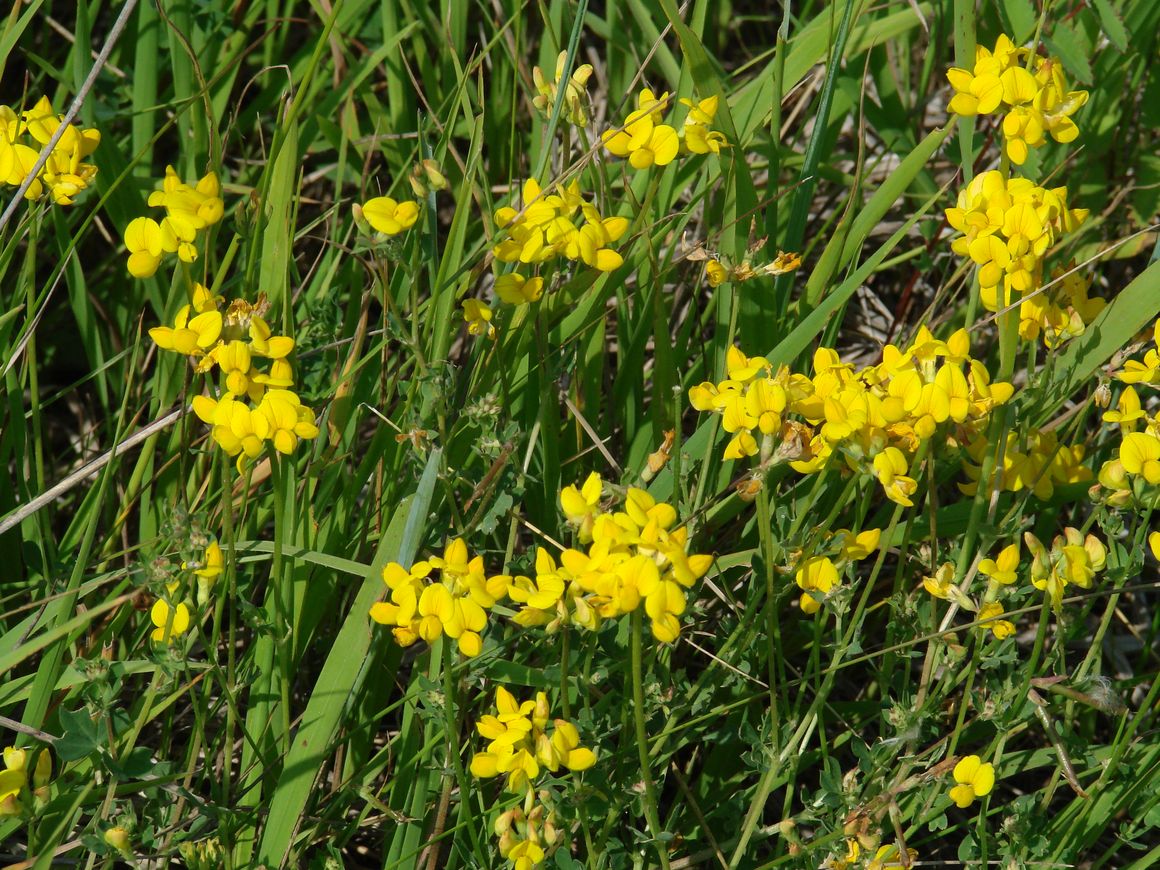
[0,407,184,536]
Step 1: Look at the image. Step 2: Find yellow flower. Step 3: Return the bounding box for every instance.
[462,298,496,338]
[148,166,224,236]
[872,447,918,507]
[257,389,320,454]
[150,590,191,643]
[946,35,1018,115]
[149,306,223,356]
[1026,528,1106,610]
[867,844,917,870]
[124,216,181,278]
[831,528,880,563]
[104,826,132,854]
[0,96,100,205]
[795,555,838,614]
[705,258,729,287]
[949,754,995,807]
[495,272,545,305]
[1102,387,1144,431]
[978,543,1019,586]
[559,472,602,543]
[1120,431,1160,484]
[0,745,51,816]
[370,540,507,657]
[602,88,679,168]
[922,562,955,599]
[681,96,729,155]
[360,195,420,235]
[470,687,596,793]
[978,601,1015,639]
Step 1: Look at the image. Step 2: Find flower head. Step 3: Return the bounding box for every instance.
[948,755,995,807]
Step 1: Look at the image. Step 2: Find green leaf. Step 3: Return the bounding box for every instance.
[806,124,953,304]
[1000,0,1038,43]
[1092,0,1129,51]
[1043,22,1094,85]
[255,448,444,867]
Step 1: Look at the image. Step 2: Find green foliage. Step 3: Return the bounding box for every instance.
[1,0,1158,868]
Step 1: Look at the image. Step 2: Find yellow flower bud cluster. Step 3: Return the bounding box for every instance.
[602,89,729,169]
[509,475,712,643]
[178,837,225,870]
[1018,264,1105,348]
[493,791,565,870]
[689,328,1014,507]
[149,286,319,469]
[947,34,1088,166]
[960,427,1091,500]
[370,538,510,657]
[124,166,224,278]
[793,527,881,614]
[469,686,596,794]
[0,96,100,205]
[493,178,628,274]
[0,745,52,817]
[945,170,1088,312]
[532,50,595,127]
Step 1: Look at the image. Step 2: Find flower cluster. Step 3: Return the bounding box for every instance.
[702,250,801,287]
[689,328,1014,506]
[149,286,319,469]
[470,688,594,869]
[1025,527,1106,611]
[602,89,729,168]
[824,841,917,870]
[945,170,1088,312]
[947,35,1088,165]
[1018,264,1105,348]
[492,178,627,273]
[1097,332,1160,501]
[124,166,224,278]
[924,544,1018,640]
[793,528,881,614]
[0,745,51,816]
[960,427,1091,500]
[532,51,595,127]
[469,686,597,793]
[494,791,565,870]
[508,475,712,643]
[370,538,509,656]
[0,96,100,205]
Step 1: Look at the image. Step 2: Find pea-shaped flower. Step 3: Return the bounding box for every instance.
[948,755,995,808]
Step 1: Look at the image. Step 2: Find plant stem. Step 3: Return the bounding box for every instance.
[631,609,671,869]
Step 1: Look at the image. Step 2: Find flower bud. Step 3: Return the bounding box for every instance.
[103,826,131,853]
[422,159,448,191]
